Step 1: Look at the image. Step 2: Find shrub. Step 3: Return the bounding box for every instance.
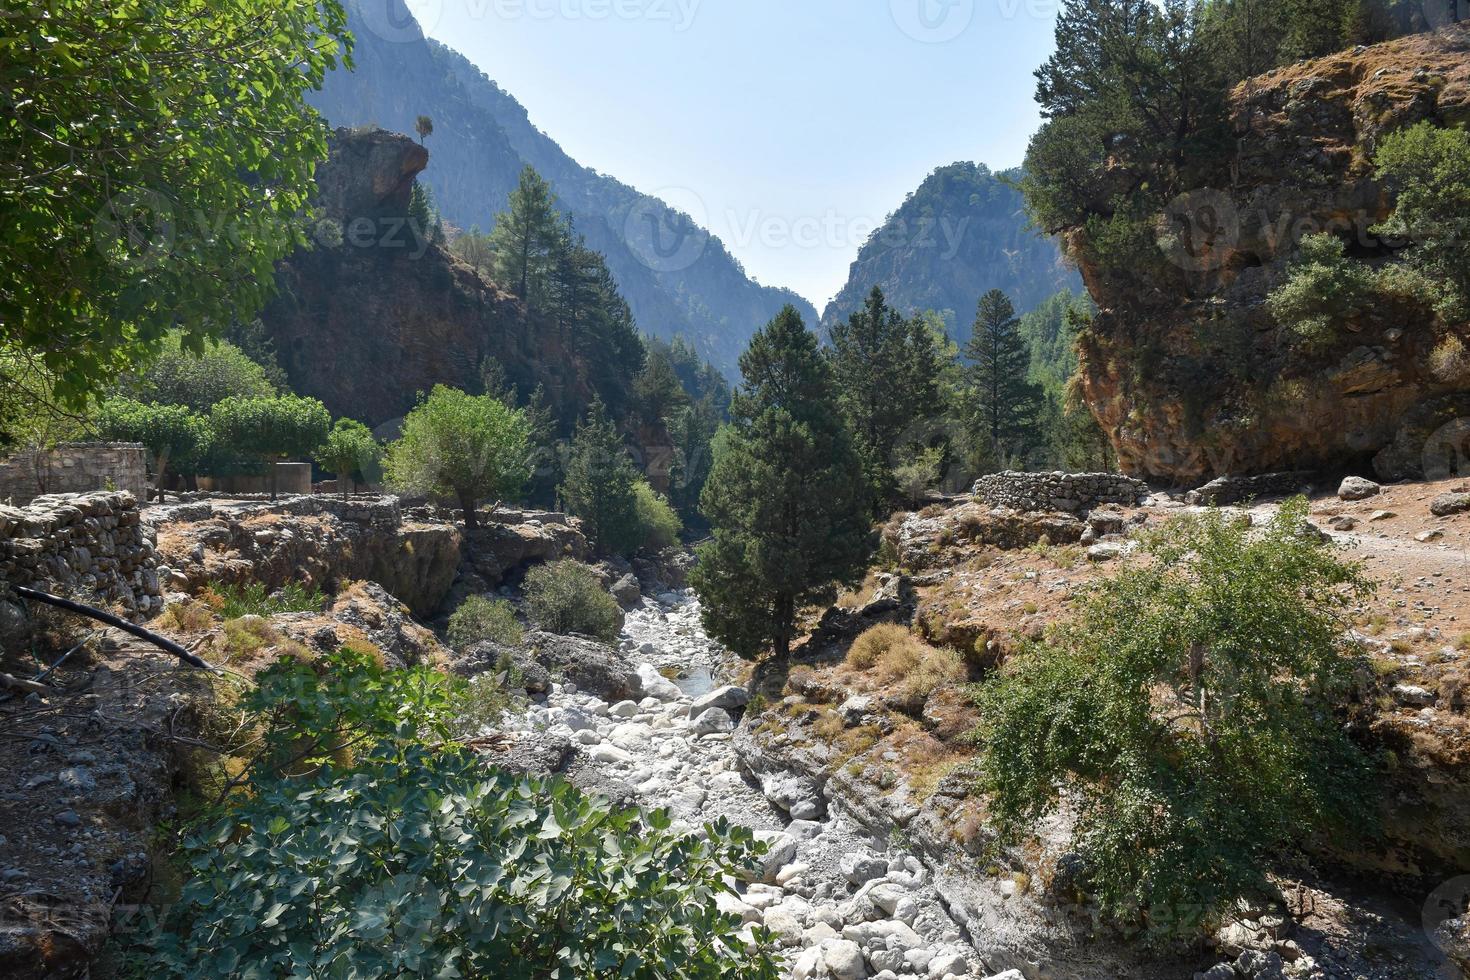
[893,446,944,508]
[446,595,523,650]
[1429,335,1470,385]
[633,480,682,553]
[847,623,913,670]
[204,581,323,618]
[971,499,1378,942]
[132,650,779,979]
[216,617,283,664]
[1266,234,1377,350]
[1374,121,1470,317]
[524,560,622,642]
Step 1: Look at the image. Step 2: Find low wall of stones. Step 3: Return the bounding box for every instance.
[1186,471,1316,506]
[972,471,1150,513]
[0,491,162,617]
[0,443,148,507]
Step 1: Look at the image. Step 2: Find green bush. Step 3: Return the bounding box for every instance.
[633,480,682,553]
[971,499,1378,942]
[1374,121,1470,319]
[1266,233,1377,350]
[205,581,324,619]
[524,560,622,642]
[131,649,776,979]
[446,595,523,650]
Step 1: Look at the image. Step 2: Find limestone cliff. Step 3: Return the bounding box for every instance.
[260,128,601,431]
[1073,28,1470,484]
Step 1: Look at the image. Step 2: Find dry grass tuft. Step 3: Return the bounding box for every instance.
[847,623,912,670]
[847,624,967,707]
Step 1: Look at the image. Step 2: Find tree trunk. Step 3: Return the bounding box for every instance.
[154,452,170,504]
[773,593,794,659]
[460,492,478,531]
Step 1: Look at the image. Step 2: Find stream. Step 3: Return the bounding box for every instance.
[499,590,991,980]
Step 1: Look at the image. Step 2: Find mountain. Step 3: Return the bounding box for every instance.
[308,0,816,380]
[820,163,1079,345]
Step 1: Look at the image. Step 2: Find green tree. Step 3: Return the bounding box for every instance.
[408,181,444,247]
[318,418,383,500]
[632,346,691,428]
[692,306,873,659]
[827,287,946,508]
[209,395,332,500]
[491,165,562,308]
[384,386,531,530]
[973,500,1376,939]
[667,394,723,524]
[560,400,641,556]
[0,0,349,405]
[453,224,495,277]
[525,560,626,642]
[966,289,1044,465]
[94,398,211,502]
[124,332,276,414]
[415,114,434,144]
[1374,121,1470,317]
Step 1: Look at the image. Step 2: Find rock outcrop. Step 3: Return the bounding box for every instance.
[153,496,461,616]
[1073,27,1470,484]
[259,127,608,430]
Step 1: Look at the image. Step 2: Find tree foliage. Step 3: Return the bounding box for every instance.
[972,500,1377,939]
[94,398,211,500]
[132,650,778,979]
[966,290,1044,465]
[209,394,331,498]
[560,401,641,556]
[692,307,873,659]
[384,386,531,529]
[318,418,383,498]
[492,165,563,308]
[0,0,349,403]
[1374,121,1470,319]
[124,332,277,414]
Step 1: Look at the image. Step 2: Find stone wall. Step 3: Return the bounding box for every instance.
[0,443,147,507]
[972,471,1150,513]
[0,491,162,617]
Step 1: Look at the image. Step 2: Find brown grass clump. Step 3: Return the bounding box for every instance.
[847,623,912,670]
[156,600,216,634]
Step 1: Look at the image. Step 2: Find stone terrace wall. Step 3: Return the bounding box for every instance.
[0,491,162,617]
[1185,471,1317,506]
[973,471,1150,513]
[0,443,148,507]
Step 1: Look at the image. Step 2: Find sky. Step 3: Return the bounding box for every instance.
[418,0,1060,311]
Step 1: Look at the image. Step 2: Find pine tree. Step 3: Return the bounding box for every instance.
[965,289,1044,466]
[490,165,561,308]
[408,181,444,247]
[828,287,946,508]
[691,306,873,660]
[560,399,640,556]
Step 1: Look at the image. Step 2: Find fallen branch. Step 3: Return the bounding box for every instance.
[12,586,217,672]
[0,672,54,696]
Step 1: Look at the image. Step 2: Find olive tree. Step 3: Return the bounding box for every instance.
[384,386,531,529]
[94,398,211,503]
[209,395,332,499]
[318,418,382,499]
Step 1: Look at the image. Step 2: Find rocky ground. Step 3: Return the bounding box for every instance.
[491,592,997,980]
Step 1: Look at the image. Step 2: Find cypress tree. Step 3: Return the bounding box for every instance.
[692,306,872,659]
[965,289,1043,466]
[560,399,640,556]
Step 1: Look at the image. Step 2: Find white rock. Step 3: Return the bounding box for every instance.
[981,971,1026,980]
[590,744,633,764]
[841,852,888,886]
[635,663,683,701]
[716,892,761,925]
[751,830,798,884]
[822,938,868,980]
[609,700,639,719]
[573,729,602,745]
[868,948,905,973]
[927,950,969,978]
[804,922,840,945]
[905,948,934,973]
[791,947,825,980]
[762,905,804,947]
[744,884,784,910]
[844,919,924,951]
[691,706,735,736]
[689,684,750,720]
[776,862,810,886]
[869,883,908,916]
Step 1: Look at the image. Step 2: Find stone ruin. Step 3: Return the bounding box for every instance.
[972,470,1151,513]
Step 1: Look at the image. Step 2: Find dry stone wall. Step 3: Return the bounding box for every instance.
[0,491,162,617]
[972,471,1150,513]
[0,443,147,507]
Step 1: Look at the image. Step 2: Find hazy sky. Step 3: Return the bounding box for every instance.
[419,0,1060,310]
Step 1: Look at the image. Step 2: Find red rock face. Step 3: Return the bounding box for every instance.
[1073,27,1470,485]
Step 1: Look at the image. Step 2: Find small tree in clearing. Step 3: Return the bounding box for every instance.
[972,499,1378,941]
[384,385,531,529]
[95,398,211,502]
[209,394,331,500]
[318,418,382,500]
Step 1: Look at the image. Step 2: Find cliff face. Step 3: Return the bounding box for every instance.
[260,128,597,430]
[821,163,1080,338]
[1074,28,1470,484]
